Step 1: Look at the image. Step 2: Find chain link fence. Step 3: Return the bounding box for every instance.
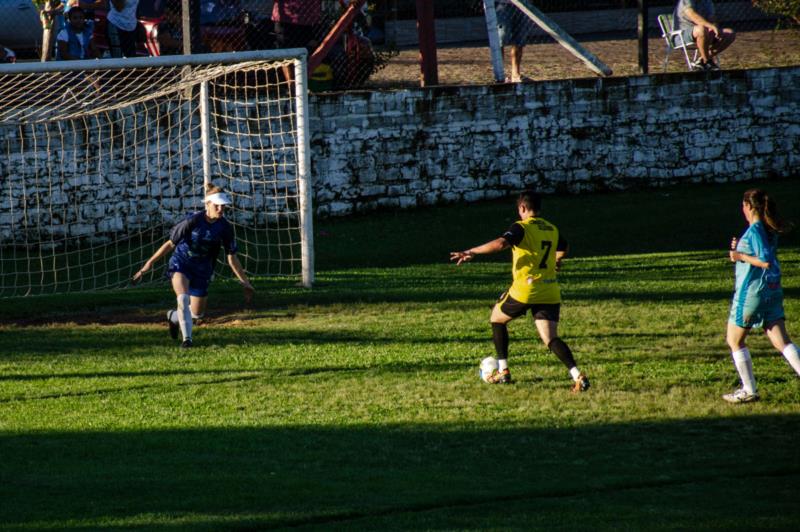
[1,1,798,88]
[366,0,800,88]
[0,1,398,89]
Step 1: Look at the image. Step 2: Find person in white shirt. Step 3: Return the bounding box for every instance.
[56,1,97,60]
[107,0,140,57]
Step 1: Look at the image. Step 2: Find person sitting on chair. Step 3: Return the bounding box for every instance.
[673,0,735,71]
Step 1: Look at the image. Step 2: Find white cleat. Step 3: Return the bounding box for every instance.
[722,388,760,404]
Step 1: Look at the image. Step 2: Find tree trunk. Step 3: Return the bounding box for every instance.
[41,26,54,62]
[37,1,58,62]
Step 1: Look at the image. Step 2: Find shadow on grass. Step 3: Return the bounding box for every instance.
[1,416,799,530]
[0,325,498,356]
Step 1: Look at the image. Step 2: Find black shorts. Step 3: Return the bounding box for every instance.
[496,292,560,321]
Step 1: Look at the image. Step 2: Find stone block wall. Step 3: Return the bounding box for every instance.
[308,66,800,216]
[0,66,798,243]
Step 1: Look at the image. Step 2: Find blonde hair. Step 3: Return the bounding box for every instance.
[204,183,223,197]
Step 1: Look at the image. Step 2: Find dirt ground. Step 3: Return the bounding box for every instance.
[364,29,800,89]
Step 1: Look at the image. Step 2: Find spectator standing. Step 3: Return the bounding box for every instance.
[108,0,141,58]
[56,1,97,60]
[272,0,322,83]
[673,0,735,70]
[272,0,321,51]
[495,0,533,82]
[157,1,183,55]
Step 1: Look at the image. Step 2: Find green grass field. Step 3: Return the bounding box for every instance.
[1,180,799,530]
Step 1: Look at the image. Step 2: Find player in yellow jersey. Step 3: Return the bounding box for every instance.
[450,191,590,391]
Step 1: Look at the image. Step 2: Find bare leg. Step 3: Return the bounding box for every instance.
[765,319,800,376]
[765,319,791,352]
[510,45,524,82]
[726,322,748,352]
[534,319,557,346]
[490,303,513,325]
[190,296,208,323]
[693,25,711,63]
[709,28,735,59]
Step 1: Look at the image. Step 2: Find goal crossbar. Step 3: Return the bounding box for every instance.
[0,49,308,75]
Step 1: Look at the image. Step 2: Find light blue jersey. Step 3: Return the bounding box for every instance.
[729,221,784,328]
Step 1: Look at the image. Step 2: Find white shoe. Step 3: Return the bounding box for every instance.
[722,388,760,404]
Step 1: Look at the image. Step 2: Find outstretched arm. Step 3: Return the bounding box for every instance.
[450,237,509,265]
[132,240,175,282]
[227,254,255,304]
[555,250,567,271]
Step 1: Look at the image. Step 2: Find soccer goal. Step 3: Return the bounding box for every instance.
[0,50,314,298]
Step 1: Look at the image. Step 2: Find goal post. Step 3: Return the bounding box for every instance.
[0,49,315,298]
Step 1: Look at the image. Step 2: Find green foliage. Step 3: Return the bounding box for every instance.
[753,0,800,26]
[1,180,800,529]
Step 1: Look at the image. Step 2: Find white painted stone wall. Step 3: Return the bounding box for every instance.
[0,66,798,244]
[308,66,800,217]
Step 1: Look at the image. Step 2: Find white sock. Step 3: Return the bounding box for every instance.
[732,348,757,394]
[569,367,581,381]
[498,359,508,372]
[177,294,192,341]
[782,343,800,376]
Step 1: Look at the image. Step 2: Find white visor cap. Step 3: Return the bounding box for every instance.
[205,192,232,205]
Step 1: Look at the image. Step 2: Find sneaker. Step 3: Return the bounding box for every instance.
[722,388,760,404]
[571,372,590,393]
[691,60,713,71]
[181,339,193,349]
[167,310,179,340]
[486,368,513,384]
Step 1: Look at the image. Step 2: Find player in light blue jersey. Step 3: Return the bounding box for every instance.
[133,183,255,348]
[724,189,798,403]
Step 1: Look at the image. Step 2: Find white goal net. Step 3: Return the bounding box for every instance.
[0,50,314,298]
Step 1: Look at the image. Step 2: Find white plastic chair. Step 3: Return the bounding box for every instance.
[657,13,699,71]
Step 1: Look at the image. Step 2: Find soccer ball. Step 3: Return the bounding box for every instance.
[479,356,499,383]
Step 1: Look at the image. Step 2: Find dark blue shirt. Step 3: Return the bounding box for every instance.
[170,212,237,276]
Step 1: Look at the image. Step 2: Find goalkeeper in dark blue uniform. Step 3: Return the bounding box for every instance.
[133,183,254,348]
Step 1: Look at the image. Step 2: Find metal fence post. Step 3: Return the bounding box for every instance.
[639,0,649,74]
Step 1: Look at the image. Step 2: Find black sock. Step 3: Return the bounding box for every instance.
[492,323,509,360]
[548,337,576,369]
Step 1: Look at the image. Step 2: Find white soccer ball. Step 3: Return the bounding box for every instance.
[479,356,499,383]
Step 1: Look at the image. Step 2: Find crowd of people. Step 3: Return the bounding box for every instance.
[19,0,326,62]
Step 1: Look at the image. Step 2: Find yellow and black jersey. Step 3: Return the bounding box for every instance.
[501,216,567,304]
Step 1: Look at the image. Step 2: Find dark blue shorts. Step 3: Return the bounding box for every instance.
[168,255,212,297]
